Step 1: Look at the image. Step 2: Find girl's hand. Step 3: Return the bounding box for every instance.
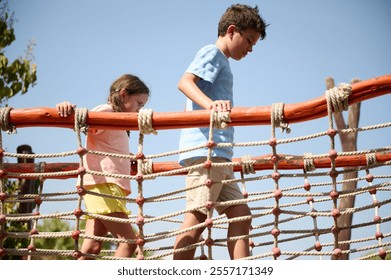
[56,101,76,117]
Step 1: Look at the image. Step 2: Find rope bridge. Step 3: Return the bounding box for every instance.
[1,75,390,260]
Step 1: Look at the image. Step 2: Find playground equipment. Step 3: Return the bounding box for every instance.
[0,74,390,260]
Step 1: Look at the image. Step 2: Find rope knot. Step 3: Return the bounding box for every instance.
[366,153,377,166]
[138,159,153,176]
[303,153,316,172]
[0,107,17,134]
[74,108,89,134]
[325,83,352,113]
[241,155,255,175]
[138,108,157,135]
[271,103,291,134]
[211,110,231,130]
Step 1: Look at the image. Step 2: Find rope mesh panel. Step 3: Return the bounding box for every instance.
[0,78,390,260]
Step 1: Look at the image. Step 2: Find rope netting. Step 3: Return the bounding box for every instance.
[0,75,390,260]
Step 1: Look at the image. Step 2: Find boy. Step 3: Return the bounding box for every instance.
[174,4,268,260]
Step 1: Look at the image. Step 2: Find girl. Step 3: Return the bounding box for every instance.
[57,74,150,259]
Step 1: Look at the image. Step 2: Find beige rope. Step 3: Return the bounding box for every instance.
[325,83,352,113]
[0,107,16,134]
[366,153,377,166]
[138,108,157,135]
[211,110,231,129]
[241,155,256,175]
[271,102,291,134]
[303,153,316,172]
[74,108,89,135]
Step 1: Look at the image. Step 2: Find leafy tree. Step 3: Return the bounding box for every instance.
[0,0,37,260]
[33,218,76,260]
[0,0,36,105]
[1,180,30,260]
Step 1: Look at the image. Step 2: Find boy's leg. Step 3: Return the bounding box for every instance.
[223,204,252,259]
[173,211,207,260]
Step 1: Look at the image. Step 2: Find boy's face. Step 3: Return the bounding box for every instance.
[228,27,260,61]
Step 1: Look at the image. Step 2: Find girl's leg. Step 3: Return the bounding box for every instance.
[79,219,107,260]
[103,212,137,258]
[173,211,206,260]
[223,204,252,259]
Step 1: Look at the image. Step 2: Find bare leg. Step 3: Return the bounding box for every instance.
[79,219,107,260]
[224,204,252,259]
[102,212,137,258]
[173,211,206,260]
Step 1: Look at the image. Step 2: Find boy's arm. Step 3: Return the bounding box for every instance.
[178,73,231,112]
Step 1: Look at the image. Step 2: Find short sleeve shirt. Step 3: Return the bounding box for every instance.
[76,104,131,194]
[179,44,234,166]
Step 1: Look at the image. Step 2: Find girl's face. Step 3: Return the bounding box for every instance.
[121,92,149,112]
[227,27,260,61]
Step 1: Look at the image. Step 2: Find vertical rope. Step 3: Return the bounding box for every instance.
[135,132,146,259]
[205,111,217,260]
[136,109,158,259]
[269,103,291,259]
[27,162,46,259]
[365,153,386,259]
[73,108,89,258]
[324,83,351,259]
[240,156,253,256]
[303,153,322,259]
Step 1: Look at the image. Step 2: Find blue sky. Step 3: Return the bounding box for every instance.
[3,0,391,260]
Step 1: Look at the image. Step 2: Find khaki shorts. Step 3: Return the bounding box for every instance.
[184,157,245,215]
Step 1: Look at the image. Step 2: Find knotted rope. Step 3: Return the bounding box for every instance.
[303,153,316,172]
[138,159,153,175]
[74,108,89,134]
[271,102,291,134]
[325,83,352,114]
[0,107,16,134]
[138,108,157,135]
[211,110,231,130]
[366,153,377,166]
[241,155,255,175]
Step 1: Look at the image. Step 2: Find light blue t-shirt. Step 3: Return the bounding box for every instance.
[179,44,234,166]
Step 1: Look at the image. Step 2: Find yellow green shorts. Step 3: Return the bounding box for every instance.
[83,183,130,217]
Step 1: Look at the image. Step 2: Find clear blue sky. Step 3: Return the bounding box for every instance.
[3,0,391,260]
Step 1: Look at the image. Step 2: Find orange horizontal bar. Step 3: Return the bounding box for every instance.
[3,151,391,179]
[6,74,391,131]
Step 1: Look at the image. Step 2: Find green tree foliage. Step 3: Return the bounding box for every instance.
[1,180,30,260]
[33,219,76,260]
[0,0,38,260]
[0,0,36,105]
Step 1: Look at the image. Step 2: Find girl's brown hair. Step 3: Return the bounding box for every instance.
[108,74,150,112]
